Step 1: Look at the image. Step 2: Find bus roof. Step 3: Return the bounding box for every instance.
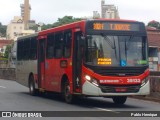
[39,19,143,36]
[39,20,86,35]
[17,33,38,40]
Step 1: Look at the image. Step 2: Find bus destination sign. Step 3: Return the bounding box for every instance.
[92,22,140,31]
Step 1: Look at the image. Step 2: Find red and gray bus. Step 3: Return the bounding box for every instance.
[16,19,150,104]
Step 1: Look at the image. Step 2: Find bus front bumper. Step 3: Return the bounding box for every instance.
[82,81,150,96]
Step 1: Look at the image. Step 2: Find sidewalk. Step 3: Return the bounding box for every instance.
[131,92,160,103]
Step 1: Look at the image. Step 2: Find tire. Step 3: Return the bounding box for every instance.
[112,96,127,105]
[29,75,38,96]
[63,80,73,103]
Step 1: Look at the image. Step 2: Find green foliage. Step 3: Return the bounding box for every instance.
[42,16,82,30]
[0,57,8,61]
[147,20,160,30]
[29,25,38,32]
[4,45,11,58]
[0,22,7,37]
[42,24,53,30]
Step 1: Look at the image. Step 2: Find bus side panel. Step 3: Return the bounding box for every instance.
[45,59,60,92]
[44,59,73,93]
[45,59,73,93]
[16,61,27,87]
[16,60,37,87]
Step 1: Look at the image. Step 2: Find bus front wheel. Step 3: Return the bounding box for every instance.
[112,96,127,105]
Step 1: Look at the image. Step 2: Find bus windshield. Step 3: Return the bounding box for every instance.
[85,35,148,67]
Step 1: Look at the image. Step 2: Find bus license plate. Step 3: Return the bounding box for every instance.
[115,87,127,92]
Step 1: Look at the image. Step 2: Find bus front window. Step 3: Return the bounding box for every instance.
[85,35,148,67]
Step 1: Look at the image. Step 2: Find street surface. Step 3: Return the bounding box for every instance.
[0,79,159,120]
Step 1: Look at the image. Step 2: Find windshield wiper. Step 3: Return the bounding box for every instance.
[101,34,115,49]
[126,36,134,50]
[125,40,127,61]
[124,36,134,61]
[113,36,118,61]
[101,34,118,60]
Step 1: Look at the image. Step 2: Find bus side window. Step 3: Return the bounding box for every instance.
[30,37,37,60]
[63,30,72,58]
[17,40,24,60]
[54,32,63,58]
[47,34,54,59]
[23,39,30,60]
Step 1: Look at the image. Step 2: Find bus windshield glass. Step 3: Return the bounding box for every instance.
[85,35,148,67]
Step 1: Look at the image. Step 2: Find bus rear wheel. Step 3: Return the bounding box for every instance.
[29,76,38,96]
[112,96,127,105]
[63,81,73,103]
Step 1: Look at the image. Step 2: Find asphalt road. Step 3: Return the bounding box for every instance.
[0,79,160,120]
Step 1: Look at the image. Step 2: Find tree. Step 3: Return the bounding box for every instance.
[29,25,38,32]
[0,22,7,37]
[147,20,160,30]
[4,45,11,59]
[42,24,53,30]
[53,16,82,27]
[42,16,82,30]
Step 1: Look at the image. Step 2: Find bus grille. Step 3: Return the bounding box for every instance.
[92,66,148,76]
[100,85,140,93]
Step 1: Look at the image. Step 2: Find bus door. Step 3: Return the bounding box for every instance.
[73,30,83,93]
[38,38,46,89]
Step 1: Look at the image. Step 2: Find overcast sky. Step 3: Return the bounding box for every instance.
[0,0,159,25]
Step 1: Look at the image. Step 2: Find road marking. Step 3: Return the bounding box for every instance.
[95,107,120,114]
[0,86,6,88]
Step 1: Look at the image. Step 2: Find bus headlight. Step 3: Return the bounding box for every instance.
[85,75,91,81]
[85,75,99,87]
[141,77,149,87]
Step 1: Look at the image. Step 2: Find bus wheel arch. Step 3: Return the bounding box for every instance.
[61,74,73,103]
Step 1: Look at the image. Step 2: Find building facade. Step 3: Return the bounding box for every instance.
[6,16,25,40]
[147,27,160,71]
[20,0,31,29]
[101,0,120,19]
[6,16,35,40]
[93,11,100,19]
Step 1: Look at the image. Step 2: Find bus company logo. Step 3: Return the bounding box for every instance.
[100,80,121,83]
[1,112,42,118]
[2,112,11,117]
